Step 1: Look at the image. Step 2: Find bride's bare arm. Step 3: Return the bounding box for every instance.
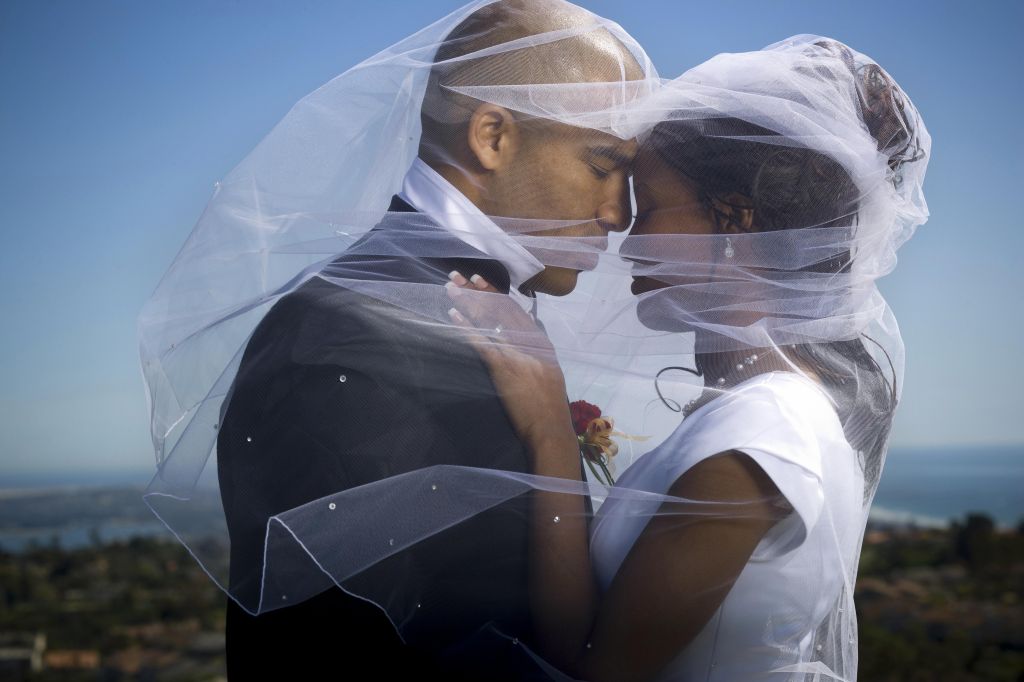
[446,275,787,681]
[446,275,597,666]
[525,429,599,667]
[577,451,786,682]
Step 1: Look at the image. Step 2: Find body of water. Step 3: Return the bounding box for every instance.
[870,445,1024,527]
[0,446,1020,552]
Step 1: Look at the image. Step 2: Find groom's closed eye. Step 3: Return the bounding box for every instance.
[585,145,635,177]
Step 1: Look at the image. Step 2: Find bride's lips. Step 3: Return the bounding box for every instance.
[625,255,664,294]
[630,275,664,295]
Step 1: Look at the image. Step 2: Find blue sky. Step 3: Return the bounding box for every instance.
[0,0,1021,481]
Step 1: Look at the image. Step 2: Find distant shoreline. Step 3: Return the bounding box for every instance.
[868,505,952,529]
[2,445,1019,487]
[870,444,1024,528]
[0,469,153,492]
[0,482,148,500]
[2,444,1021,534]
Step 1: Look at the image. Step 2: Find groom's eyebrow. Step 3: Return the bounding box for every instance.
[586,145,635,169]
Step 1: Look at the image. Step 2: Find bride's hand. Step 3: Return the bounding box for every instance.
[446,273,576,453]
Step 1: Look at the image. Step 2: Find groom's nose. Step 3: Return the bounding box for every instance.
[595,192,630,233]
[596,203,628,233]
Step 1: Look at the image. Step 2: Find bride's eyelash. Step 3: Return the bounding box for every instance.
[588,163,611,179]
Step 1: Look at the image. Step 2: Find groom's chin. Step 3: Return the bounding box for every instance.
[525,266,582,297]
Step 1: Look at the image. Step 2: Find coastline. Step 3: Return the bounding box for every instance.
[1,444,1021,550]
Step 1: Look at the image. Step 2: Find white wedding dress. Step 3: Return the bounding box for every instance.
[591,371,866,681]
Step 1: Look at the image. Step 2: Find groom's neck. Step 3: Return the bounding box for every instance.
[425,160,491,215]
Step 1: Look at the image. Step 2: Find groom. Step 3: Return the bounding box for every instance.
[217,1,643,678]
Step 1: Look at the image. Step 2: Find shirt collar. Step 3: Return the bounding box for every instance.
[398,158,544,291]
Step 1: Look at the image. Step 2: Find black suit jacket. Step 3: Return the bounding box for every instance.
[219,197,553,680]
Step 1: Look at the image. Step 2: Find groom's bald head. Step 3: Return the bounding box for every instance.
[419,0,644,160]
[416,0,644,297]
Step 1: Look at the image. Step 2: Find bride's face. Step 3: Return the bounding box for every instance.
[624,145,717,296]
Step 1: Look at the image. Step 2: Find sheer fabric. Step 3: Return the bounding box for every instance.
[138,1,929,678]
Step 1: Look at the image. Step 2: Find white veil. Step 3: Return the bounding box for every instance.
[138,0,928,676]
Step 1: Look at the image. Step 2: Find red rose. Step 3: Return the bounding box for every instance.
[569,400,602,437]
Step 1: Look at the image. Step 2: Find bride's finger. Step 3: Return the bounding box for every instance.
[449,306,561,394]
[446,283,521,334]
[447,306,476,334]
[446,282,538,336]
[448,270,500,294]
[447,307,509,365]
[447,270,470,287]
[445,282,495,327]
[469,274,500,293]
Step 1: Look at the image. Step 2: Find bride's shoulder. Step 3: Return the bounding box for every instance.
[735,370,828,399]
[618,371,844,488]
[655,372,840,468]
[702,371,837,424]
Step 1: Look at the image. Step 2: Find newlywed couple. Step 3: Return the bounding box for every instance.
[208,1,930,680]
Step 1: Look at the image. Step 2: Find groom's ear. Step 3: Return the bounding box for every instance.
[466,103,520,172]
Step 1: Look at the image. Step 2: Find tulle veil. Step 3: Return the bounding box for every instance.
[138,1,929,678]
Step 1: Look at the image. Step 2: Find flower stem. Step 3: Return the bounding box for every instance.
[583,456,609,486]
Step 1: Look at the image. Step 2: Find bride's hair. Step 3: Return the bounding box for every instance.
[647,41,920,493]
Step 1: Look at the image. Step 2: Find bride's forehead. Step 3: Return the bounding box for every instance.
[632,146,683,183]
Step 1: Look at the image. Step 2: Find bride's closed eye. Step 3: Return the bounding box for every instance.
[631,199,654,225]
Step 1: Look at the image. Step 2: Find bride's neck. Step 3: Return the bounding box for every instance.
[694,344,812,387]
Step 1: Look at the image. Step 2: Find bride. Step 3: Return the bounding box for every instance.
[447,36,929,681]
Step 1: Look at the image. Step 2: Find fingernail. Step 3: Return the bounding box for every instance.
[448,271,468,285]
[447,307,464,322]
[469,274,486,288]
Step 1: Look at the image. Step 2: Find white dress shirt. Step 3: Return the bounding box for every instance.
[398,158,544,294]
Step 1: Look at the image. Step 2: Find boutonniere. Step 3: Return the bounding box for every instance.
[569,400,648,486]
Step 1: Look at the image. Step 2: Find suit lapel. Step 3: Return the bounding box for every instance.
[389,197,596,505]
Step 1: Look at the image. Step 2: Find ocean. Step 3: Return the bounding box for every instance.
[870,445,1024,528]
[0,445,1021,552]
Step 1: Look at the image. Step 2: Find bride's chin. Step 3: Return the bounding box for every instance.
[631,284,679,331]
[630,276,666,296]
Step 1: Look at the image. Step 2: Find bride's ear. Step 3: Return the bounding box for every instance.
[466,103,520,172]
[709,193,755,234]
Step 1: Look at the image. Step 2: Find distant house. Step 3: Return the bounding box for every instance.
[0,632,45,680]
[104,647,178,675]
[44,649,101,670]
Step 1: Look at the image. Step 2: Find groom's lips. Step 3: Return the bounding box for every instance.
[572,235,608,272]
[525,228,608,273]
